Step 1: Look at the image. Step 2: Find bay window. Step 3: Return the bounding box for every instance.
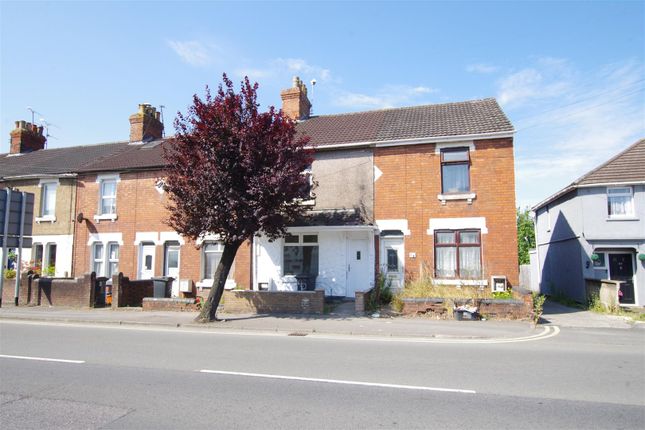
[435,230,481,279]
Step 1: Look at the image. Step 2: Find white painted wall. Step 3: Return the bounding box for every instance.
[255,229,375,297]
[21,234,74,277]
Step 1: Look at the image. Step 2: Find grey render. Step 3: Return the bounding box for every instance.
[310,148,373,223]
[532,142,645,306]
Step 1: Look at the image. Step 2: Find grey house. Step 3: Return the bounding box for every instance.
[532,139,645,306]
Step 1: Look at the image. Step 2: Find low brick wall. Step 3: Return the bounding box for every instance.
[222,288,325,314]
[112,273,154,308]
[34,273,95,308]
[401,293,532,320]
[355,287,376,313]
[1,273,33,306]
[585,278,619,310]
[142,297,198,312]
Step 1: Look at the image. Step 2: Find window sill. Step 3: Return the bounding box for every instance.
[606,217,638,221]
[35,215,56,223]
[433,278,488,287]
[93,214,118,222]
[196,280,236,290]
[297,198,316,206]
[437,193,476,205]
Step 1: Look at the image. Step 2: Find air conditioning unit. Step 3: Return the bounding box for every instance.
[491,276,507,293]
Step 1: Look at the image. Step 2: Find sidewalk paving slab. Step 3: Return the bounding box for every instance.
[0,305,540,340]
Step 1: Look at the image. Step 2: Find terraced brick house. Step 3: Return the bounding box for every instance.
[2,77,519,301]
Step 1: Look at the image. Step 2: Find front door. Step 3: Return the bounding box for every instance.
[138,243,156,280]
[347,239,369,297]
[609,253,635,304]
[164,242,180,297]
[381,237,404,290]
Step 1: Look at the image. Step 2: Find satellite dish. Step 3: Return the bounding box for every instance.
[76,213,84,223]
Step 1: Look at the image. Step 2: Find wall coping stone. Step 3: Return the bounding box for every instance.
[143,297,196,304]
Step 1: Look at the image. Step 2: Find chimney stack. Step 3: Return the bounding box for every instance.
[280,76,312,120]
[9,120,47,154]
[129,103,164,142]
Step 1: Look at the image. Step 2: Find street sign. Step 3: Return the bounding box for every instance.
[0,191,33,237]
[0,236,33,248]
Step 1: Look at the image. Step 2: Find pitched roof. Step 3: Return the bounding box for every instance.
[298,98,513,147]
[532,138,645,210]
[0,141,130,179]
[575,138,645,186]
[1,98,513,176]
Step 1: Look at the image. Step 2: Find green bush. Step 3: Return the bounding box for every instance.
[492,290,513,300]
[3,269,16,279]
[42,265,56,277]
[532,292,546,325]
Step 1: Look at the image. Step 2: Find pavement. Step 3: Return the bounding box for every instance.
[0,298,639,339]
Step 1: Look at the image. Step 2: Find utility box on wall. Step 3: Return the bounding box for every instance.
[491,275,507,292]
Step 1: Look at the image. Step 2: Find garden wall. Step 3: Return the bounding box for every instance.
[111,273,154,308]
[401,292,533,320]
[142,297,198,312]
[33,273,95,307]
[355,287,376,313]
[1,273,33,306]
[222,289,325,314]
[585,278,619,310]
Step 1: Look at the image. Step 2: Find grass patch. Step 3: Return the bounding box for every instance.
[397,277,503,300]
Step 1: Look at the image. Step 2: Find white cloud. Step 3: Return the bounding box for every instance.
[334,84,438,110]
[507,59,644,208]
[167,40,216,66]
[466,63,499,74]
[233,57,334,85]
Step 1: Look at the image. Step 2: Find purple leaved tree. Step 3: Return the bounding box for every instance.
[163,74,313,322]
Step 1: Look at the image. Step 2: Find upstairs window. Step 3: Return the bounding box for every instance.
[607,187,634,218]
[40,182,57,217]
[441,148,470,194]
[99,179,117,215]
[435,230,481,279]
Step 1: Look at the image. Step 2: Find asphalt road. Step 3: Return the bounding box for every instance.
[1,321,644,429]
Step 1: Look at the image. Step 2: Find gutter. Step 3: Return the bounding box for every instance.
[0,173,77,181]
[307,130,515,151]
[532,180,645,212]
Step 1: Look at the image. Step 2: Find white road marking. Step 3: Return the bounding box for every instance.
[199,369,476,394]
[0,354,85,364]
[0,319,560,344]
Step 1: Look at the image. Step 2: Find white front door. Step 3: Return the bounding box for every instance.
[164,243,180,297]
[347,239,369,297]
[138,243,156,279]
[381,237,404,290]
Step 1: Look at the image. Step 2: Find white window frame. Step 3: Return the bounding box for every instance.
[94,174,120,222]
[36,179,58,222]
[92,242,105,276]
[197,241,235,289]
[91,241,119,278]
[607,186,635,219]
[282,233,319,276]
[107,242,120,278]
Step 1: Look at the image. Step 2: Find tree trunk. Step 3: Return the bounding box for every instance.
[196,240,242,322]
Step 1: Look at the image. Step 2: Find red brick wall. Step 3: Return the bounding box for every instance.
[73,170,251,288]
[222,289,324,314]
[374,138,519,286]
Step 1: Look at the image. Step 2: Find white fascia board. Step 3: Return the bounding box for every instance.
[285,225,377,233]
[577,181,645,188]
[306,131,515,151]
[1,173,77,181]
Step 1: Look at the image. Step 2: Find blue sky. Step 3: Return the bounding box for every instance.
[1,1,643,208]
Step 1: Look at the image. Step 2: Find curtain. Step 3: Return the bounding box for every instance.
[608,195,633,216]
[436,247,456,277]
[442,164,469,193]
[459,247,481,278]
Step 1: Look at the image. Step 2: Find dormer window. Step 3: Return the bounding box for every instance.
[441,147,470,194]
